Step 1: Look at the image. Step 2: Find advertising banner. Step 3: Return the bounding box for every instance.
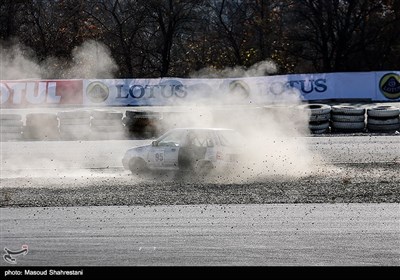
[82,73,375,106]
[0,80,83,107]
[1,72,399,108]
[375,71,400,101]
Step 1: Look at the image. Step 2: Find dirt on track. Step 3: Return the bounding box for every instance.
[1,162,399,207]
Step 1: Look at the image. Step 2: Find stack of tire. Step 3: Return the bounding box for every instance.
[90,110,125,140]
[298,104,331,134]
[367,105,400,133]
[24,113,59,140]
[57,110,91,140]
[123,111,161,139]
[0,114,23,141]
[330,105,366,133]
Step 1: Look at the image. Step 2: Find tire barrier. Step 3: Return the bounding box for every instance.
[2,104,399,142]
[297,104,331,134]
[57,110,91,140]
[367,105,400,132]
[330,105,366,133]
[90,110,125,140]
[24,113,60,140]
[0,114,23,141]
[123,111,161,139]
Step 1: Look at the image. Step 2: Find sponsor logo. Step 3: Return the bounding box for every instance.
[379,73,400,99]
[86,77,328,105]
[0,80,83,107]
[86,81,109,103]
[3,245,28,265]
[287,79,327,95]
[116,79,188,100]
[0,82,59,105]
[227,80,250,99]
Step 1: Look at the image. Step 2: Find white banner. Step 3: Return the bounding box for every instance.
[83,75,335,106]
[83,72,399,106]
[2,71,398,108]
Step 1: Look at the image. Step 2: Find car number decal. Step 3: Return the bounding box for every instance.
[154,152,164,164]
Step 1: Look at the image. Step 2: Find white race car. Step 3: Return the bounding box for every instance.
[122,128,243,175]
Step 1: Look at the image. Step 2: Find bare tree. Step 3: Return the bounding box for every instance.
[142,0,205,77]
[84,0,149,77]
[0,0,28,40]
[14,0,87,60]
[2,0,399,77]
[286,0,400,72]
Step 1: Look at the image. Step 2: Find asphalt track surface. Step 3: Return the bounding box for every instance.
[1,136,399,266]
[1,204,399,266]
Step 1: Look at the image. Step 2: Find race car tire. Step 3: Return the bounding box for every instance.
[367,106,400,118]
[310,128,329,134]
[309,113,331,122]
[367,117,400,125]
[367,123,400,132]
[309,122,330,131]
[298,104,331,115]
[129,157,149,175]
[331,121,365,131]
[331,105,365,115]
[331,114,365,122]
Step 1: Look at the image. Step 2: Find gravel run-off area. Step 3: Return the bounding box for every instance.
[1,162,399,207]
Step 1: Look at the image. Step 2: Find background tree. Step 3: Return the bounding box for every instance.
[0,0,28,41]
[1,0,399,78]
[141,0,205,77]
[84,0,148,77]
[285,0,400,72]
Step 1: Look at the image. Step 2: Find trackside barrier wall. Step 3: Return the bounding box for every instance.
[1,72,399,140]
[1,71,399,108]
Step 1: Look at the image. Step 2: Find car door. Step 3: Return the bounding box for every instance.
[149,145,180,169]
[148,130,184,169]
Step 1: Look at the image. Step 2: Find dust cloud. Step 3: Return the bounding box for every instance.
[0,39,117,79]
[153,61,324,183]
[1,40,323,184]
[0,42,42,80]
[0,40,120,180]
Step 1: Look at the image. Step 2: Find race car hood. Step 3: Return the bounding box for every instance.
[122,144,151,168]
[125,144,150,157]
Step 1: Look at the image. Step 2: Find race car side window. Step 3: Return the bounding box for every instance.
[157,130,185,147]
[185,132,214,147]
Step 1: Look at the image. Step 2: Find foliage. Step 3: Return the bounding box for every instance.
[0,0,398,78]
